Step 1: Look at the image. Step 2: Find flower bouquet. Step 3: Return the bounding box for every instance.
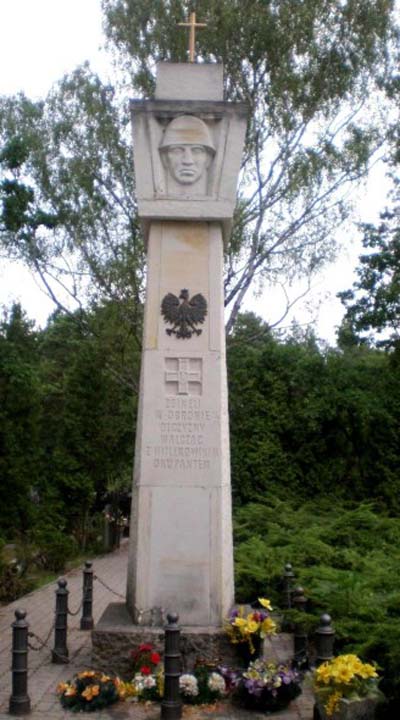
[127,643,163,701]
[57,671,120,712]
[238,659,302,712]
[179,664,227,705]
[226,598,277,665]
[313,654,382,719]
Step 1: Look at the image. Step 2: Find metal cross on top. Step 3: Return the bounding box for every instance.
[178,11,207,63]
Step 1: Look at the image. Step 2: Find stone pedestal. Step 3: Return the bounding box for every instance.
[92,603,237,677]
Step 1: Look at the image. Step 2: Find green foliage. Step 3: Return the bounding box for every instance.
[0,304,41,536]
[0,300,139,557]
[339,182,400,349]
[228,313,400,509]
[103,0,398,330]
[234,495,400,716]
[30,523,78,573]
[0,66,143,320]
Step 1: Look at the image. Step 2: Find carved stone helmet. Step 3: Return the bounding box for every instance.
[160,115,215,154]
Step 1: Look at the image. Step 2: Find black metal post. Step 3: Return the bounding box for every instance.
[52,578,69,663]
[80,561,94,630]
[292,586,308,668]
[282,563,295,609]
[315,613,335,666]
[161,612,182,720]
[9,609,31,715]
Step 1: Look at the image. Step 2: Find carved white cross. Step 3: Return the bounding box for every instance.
[165,358,202,394]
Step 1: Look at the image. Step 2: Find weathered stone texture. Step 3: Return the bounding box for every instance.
[92,603,237,677]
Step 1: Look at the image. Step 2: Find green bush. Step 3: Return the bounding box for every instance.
[31,524,78,572]
[233,494,400,718]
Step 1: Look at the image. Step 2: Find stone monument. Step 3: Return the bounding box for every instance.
[92,28,247,672]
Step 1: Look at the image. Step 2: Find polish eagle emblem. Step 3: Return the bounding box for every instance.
[161,289,208,339]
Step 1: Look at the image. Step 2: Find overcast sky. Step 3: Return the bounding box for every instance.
[0,1,391,343]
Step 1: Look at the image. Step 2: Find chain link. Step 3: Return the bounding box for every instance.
[67,597,84,616]
[28,625,69,663]
[93,573,126,600]
[93,574,164,626]
[27,621,55,652]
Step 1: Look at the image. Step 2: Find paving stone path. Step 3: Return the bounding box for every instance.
[0,541,314,719]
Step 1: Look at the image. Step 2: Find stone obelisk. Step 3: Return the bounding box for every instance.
[126,60,247,629]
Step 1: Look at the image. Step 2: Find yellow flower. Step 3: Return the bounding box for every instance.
[258,598,273,610]
[315,663,331,685]
[325,690,342,717]
[357,663,378,679]
[337,667,355,684]
[246,620,259,634]
[157,669,165,697]
[64,686,77,697]
[117,680,138,699]
[81,685,100,701]
[100,674,111,683]
[261,617,277,636]
[78,670,96,679]
[233,617,247,628]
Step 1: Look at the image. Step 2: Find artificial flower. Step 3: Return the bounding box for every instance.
[208,672,226,694]
[258,598,273,610]
[81,684,100,701]
[56,682,70,695]
[180,673,199,697]
[78,670,96,679]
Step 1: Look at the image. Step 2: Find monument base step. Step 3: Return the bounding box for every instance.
[92,602,237,676]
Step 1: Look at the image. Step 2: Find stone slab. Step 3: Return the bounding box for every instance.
[155,63,224,101]
[92,602,237,677]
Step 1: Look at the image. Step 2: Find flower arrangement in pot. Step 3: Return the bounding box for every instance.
[312,654,382,719]
[237,659,302,712]
[225,598,277,665]
[57,671,120,712]
[179,664,227,705]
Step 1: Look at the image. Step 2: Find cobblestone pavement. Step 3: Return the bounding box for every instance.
[0,541,314,719]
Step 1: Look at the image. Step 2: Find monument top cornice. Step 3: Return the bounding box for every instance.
[130,99,248,120]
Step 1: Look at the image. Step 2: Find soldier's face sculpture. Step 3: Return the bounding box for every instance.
[165,144,211,185]
[160,115,215,195]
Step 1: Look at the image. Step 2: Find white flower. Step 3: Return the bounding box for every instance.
[133,673,145,692]
[208,672,226,694]
[143,675,156,689]
[179,674,199,697]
